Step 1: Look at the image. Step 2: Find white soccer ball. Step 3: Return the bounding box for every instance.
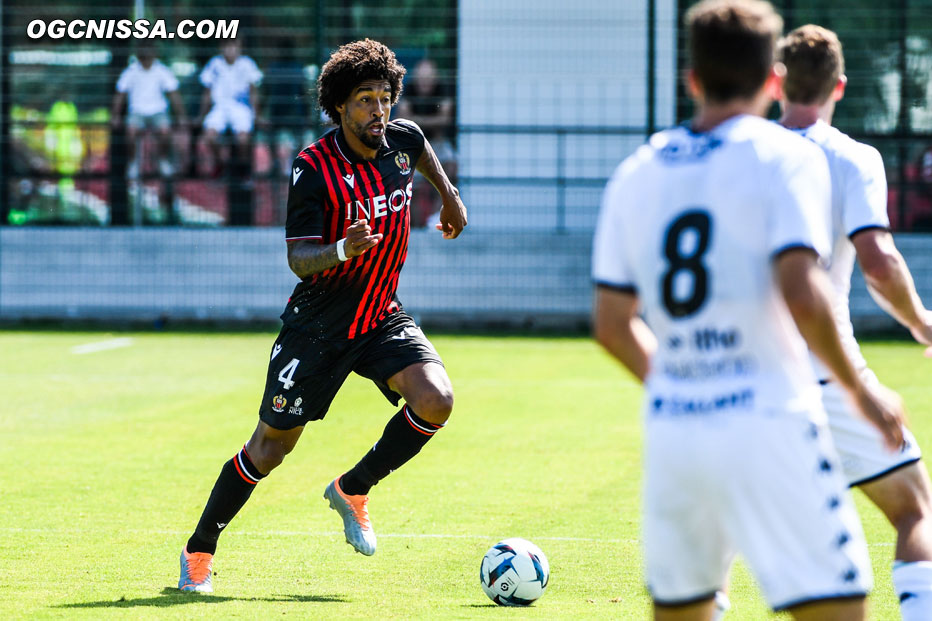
[479,537,550,606]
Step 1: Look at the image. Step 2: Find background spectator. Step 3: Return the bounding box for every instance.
[111,44,187,179]
[46,89,82,219]
[197,39,263,177]
[395,57,456,227]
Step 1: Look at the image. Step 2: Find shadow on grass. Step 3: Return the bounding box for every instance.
[55,587,347,608]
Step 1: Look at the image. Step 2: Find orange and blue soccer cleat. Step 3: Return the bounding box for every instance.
[178,546,214,593]
[324,477,377,556]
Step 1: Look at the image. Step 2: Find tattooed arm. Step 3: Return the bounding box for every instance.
[287,241,341,279]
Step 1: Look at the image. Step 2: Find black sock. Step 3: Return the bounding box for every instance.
[186,445,266,555]
[340,405,444,496]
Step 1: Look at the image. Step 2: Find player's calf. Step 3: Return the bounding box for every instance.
[861,461,932,621]
[326,403,447,555]
[184,444,268,561]
[340,404,446,497]
[860,461,932,558]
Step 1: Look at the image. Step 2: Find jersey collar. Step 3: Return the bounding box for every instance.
[335,126,389,165]
[682,113,748,136]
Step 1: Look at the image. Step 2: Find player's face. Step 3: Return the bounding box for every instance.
[338,80,392,151]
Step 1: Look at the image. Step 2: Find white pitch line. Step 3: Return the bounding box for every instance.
[0,527,898,547]
[0,527,631,543]
[70,337,134,355]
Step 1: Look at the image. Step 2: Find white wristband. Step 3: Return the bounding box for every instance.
[336,238,349,262]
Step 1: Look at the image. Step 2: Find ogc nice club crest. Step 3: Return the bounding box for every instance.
[395,152,411,175]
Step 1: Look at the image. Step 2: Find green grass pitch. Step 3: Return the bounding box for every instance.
[1,331,928,619]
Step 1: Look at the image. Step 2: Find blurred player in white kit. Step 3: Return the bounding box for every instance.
[779,24,932,621]
[592,1,906,619]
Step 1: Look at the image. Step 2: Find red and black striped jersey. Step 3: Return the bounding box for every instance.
[281,119,425,340]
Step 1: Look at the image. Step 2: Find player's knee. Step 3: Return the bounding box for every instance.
[888,499,932,534]
[246,438,294,474]
[412,387,454,425]
[877,484,932,534]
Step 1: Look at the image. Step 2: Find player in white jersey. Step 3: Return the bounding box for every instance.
[197,39,263,175]
[593,2,905,620]
[778,25,932,621]
[111,44,187,179]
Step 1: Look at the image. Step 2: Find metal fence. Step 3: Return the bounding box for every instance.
[0,0,457,227]
[0,0,930,326]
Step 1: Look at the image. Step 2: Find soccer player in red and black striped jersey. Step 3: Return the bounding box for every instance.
[178,39,467,592]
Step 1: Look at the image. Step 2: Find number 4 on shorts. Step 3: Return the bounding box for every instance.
[278,358,300,390]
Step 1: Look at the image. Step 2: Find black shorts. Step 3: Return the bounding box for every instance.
[258,311,444,430]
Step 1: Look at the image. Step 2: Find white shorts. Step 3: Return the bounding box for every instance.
[822,368,921,487]
[644,411,872,611]
[203,101,254,134]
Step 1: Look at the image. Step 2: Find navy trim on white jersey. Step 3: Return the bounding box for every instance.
[847,224,889,240]
[594,280,638,294]
[848,456,921,489]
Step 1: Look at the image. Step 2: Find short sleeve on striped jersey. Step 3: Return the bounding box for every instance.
[285,155,325,242]
[388,119,427,161]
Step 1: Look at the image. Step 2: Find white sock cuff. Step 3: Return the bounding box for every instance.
[711,590,730,621]
[893,560,932,594]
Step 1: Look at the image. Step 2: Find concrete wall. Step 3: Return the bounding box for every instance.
[0,228,293,321]
[2,228,929,333]
[0,228,591,324]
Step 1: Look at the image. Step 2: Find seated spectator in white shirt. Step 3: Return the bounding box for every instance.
[197,39,263,175]
[111,44,187,179]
